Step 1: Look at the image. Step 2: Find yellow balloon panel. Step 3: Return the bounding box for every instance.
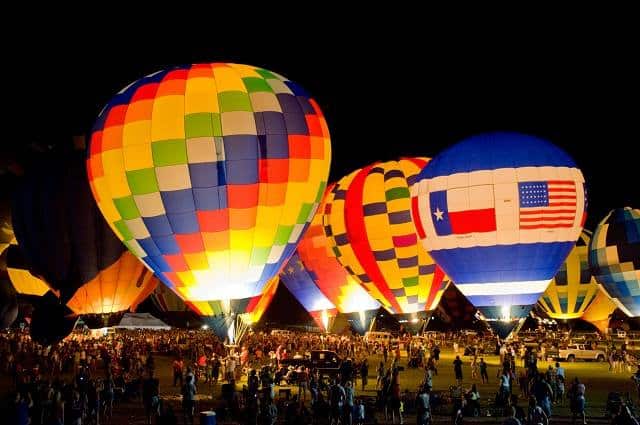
[538,231,600,319]
[7,267,50,297]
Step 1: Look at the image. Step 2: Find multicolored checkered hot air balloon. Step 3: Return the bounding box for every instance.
[87,63,331,308]
[589,207,640,317]
[293,185,380,332]
[324,158,449,316]
[538,230,599,320]
[280,253,338,331]
[411,132,586,336]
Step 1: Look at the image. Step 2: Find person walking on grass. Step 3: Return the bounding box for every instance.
[453,356,463,386]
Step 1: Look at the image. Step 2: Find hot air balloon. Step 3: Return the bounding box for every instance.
[411,133,586,337]
[538,230,599,320]
[12,152,157,316]
[138,283,202,328]
[589,207,640,317]
[86,63,331,333]
[294,185,381,333]
[581,286,617,335]
[280,253,337,331]
[323,158,449,319]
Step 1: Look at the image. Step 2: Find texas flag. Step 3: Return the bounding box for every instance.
[429,185,497,236]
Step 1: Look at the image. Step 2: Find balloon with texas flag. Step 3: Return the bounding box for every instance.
[411,132,587,337]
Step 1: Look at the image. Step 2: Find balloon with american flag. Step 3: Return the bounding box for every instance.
[411,132,586,336]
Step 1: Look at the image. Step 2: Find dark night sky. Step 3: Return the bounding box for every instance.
[3,21,638,321]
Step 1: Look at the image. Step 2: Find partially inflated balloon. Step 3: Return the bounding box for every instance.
[12,153,125,301]
[66,251,158,315]
[87,63,331,305]
[581,286,617,334]
[412,133,586,331]
[324,158,449,314]
[0,277,18,328]
[280,253,337,330]
[589,207,640,317]
[538,231,599,319]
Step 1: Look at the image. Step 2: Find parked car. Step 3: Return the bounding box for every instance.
[558,344,607,362]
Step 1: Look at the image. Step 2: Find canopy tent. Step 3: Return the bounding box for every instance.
[115,312,171,330]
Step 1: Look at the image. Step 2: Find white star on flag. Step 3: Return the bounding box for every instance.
[433,207,444,221]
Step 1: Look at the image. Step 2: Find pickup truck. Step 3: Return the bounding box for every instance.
[280,350,343,375]
[558,344,607,362]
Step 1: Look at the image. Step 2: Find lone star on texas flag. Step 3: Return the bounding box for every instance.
[433,207,445,221]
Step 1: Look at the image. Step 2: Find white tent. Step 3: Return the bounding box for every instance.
[115,313,171,330]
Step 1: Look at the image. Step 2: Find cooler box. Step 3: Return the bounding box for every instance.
[200,411,216,425]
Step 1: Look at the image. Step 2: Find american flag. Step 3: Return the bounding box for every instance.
[518,180,577,229]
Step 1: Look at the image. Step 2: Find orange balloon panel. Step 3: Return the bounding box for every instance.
[66,251,159,315]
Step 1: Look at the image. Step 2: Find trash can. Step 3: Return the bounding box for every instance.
[200,410,216,425]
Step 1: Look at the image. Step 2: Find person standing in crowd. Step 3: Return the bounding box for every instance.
[568,377,586,425]
[479,357,489,384]
[502,406,522,425]
[181,374,197,425]
[527,395,549,425]
[172,357,184,387]
[329,379,345,425]
[415,385,431,425]
[142,370,160,425]
[344,381,355,425]
[376,361,385,390]
[453,356,463,386]
[360,359,369,391]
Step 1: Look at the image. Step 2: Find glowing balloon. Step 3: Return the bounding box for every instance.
[66,251,158,315]
[280,253,337,330]
[581,286,617,334]
[87,63,331,305]
[538,230,599,320]
[324,158,449,315]
[589,207,640,317]
[412,133,586,329]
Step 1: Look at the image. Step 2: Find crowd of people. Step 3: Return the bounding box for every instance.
[0,326,639,424]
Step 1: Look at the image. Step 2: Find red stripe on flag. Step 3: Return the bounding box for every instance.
[449,208,496,234]
[521,223,577,229]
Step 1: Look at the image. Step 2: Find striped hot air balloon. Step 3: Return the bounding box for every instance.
[323,158,449,316]
[293,185,380,332]
[589,207,640,317]
[411,132,586,336]
[86,63,331,313]
[538,231,599,320]
[280,253,337,330]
